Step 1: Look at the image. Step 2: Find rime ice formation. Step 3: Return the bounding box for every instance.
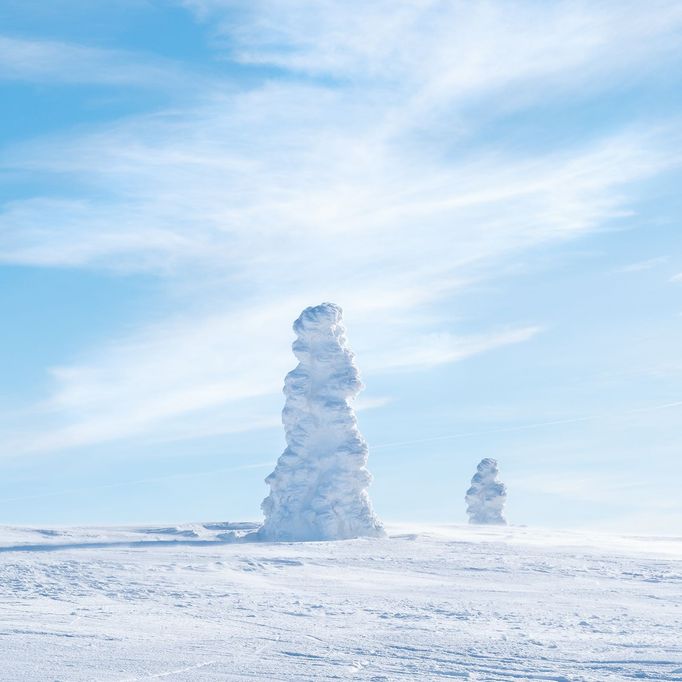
[259,303,384,541]
[465,458,507,525]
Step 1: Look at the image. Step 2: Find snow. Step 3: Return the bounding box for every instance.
[1,523,681,681]
[260,302,384,541]
[466,458,507,525]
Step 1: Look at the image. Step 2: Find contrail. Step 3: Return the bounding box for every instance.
[370,400,682,451]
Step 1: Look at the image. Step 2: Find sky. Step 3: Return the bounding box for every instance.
[0,0,681,532]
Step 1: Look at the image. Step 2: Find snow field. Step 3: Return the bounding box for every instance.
[1,523,681,681]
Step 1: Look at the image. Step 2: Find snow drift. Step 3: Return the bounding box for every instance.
[259,302,384,541]
[465,458,507,525]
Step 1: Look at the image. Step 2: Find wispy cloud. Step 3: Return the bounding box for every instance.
[369,326,542,371]
[616,256,668,273]
[0,34,198,89]
[0,302,537,454]
[1,1,681,456]
[671,272,682,283]
[506,470,643,505]
[186,0,682,87]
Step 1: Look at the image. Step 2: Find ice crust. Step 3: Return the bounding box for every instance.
[465,458,507,525]
[259,303,384,541]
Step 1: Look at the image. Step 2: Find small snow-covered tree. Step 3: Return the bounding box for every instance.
[465,458,507,525]
[259,302,384,541]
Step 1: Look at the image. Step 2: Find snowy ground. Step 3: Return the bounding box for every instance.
[1,523,681,681]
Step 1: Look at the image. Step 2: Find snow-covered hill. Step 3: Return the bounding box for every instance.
[1,523,681,681]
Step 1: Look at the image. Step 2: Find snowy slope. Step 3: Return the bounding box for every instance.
[1,523,681,681]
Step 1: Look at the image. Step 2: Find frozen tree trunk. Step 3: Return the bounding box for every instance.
[259,302,384,541]
[465,458,507,525]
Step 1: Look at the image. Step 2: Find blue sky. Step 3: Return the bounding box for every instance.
[1,0,681,532]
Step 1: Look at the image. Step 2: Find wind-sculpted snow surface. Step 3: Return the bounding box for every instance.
[466,457,507,525]
[259,303,384,541]
[2,524,682,681]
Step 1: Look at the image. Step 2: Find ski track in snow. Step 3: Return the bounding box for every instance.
[117,660,218,681]
[0,523,681,681]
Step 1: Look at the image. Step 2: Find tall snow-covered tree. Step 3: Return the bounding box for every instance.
[259,302,384,541]
[465,458,507,525]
